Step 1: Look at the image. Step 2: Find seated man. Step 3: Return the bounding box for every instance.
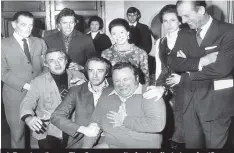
[20,48,86,148]
[82,62,166,148]
[51,57,112,148]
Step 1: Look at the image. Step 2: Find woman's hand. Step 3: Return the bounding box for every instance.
[166,73,181,87]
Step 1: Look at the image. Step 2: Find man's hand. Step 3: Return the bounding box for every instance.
[25,116,46,133]
[70,78,86,86]
[143,86,165,101]
[199,52,218,69]
[177,50,187,58]
[23,83,31,91]
[107,107,127,128]
[166,73,181,87]
[79,123,100,137]
[68,62,84,71]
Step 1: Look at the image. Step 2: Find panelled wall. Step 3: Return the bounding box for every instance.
[1,0,103,37]
[1,0,232,39]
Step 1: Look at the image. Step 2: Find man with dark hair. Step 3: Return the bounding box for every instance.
[51,57,112,148]
[1,11,47,148]
[20,48,86,148]
[82,62,166,148]
[44,8,96,71]
[126,7,152,53]
[168,0,234,148]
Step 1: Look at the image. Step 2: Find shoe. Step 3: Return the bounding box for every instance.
[170,140,185,149]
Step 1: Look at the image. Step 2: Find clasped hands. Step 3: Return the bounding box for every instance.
[79,123,100,137]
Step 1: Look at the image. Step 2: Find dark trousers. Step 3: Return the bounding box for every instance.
[183,99,231,148]
[38,133,68,149]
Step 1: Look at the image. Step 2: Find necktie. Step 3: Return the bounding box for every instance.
[22,39,31,63]
[196,28,202,46]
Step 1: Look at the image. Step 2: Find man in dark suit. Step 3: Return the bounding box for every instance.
[126,7,152,53]
[168,0,234,148]
[44,8,96,71]
[51,57,112,148]
[1,11,47,148]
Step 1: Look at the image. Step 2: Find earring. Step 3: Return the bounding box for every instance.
[127,35,130,39]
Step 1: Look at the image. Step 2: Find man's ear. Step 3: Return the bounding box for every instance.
[198,6,206,15]
[43,55,49,67]
[11,21,16,29]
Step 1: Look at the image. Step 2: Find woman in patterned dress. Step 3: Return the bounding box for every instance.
[101,18,149,85]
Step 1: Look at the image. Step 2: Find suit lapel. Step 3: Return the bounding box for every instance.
[28,37,35,59]
[82,83,95,109]
[93,32,101,41]
[58,32,67,53]
[11,36,28,60]
[200,20,219,48]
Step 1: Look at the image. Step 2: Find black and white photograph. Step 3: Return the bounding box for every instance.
[1,0,234,151]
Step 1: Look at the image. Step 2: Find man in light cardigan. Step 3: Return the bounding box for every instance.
[82,62,166,148]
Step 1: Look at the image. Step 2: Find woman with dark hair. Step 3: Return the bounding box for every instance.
[101,18,149,84]
[148,4,189,149]
[87,16,112,56]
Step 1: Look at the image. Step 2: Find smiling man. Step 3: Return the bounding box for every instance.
[44,8,96,71]
[82,62,166,148]
[20,48,86,148]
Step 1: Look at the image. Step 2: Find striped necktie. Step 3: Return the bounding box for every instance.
[196,28,202,46]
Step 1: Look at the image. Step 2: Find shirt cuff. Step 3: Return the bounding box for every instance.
[21,114,33,122]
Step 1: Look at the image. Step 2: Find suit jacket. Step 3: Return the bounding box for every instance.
[168,19,234,121]
[1,36,47,107]
[44,30,96,67]
[51,79,113,148]
[135,22,152,53]
[87,32,112,56]
[20,69,86,140]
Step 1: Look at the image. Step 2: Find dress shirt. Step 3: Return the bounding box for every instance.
[155,29,179,80]
[13,32,30,52]
[129,22,137,27]
[198,15,213,39]
[108,83,142,113]
[88,79,109,107]
[91,31,99,39]
[197,16,213,70]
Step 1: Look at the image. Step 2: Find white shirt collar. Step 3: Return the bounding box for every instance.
[198,15,213,39]
[109,83,142,102]
[129,22,137,27]
[13,32,30,51]
[91,31,99,39]
[88,79,109,93]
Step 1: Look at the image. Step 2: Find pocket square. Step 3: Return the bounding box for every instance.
[205,46,217,50]
[205,46,218,54]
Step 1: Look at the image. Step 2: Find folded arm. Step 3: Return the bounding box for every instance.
[123,97,166,133]
[189,30,234,81]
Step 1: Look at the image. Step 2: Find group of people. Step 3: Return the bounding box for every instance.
[1,0,234,149]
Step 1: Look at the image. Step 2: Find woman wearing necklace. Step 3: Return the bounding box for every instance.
[149,4,189,149]
[102,18,149,85]
[87,16,112,56]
